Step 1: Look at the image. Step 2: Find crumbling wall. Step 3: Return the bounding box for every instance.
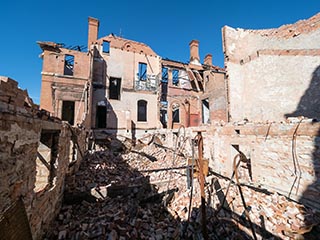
[0,77,87,239]
[222,13,320,122]
[38,43,91,127]
[206,121,320,211]
[203,70,227,122]
[148,126,319,237]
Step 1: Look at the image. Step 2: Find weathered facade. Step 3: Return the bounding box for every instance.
[38,42,91,129]
[88,18,162,136]
[222,13,320,122]
[38,17,226,137]
[2,12,320,240]
[160,40,227,129]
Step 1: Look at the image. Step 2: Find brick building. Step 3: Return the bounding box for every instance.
[160,42,226,129]
[38,17,226,137]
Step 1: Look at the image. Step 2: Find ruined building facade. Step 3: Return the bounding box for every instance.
[1,13,320,240]
[38,17,227,137]
[222,13,320,122]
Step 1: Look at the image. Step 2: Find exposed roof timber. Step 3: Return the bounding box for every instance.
[194,70,204,91]
[187,69,200,92]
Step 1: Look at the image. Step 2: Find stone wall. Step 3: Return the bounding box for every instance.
[0,77,87,239]
[222,13,320,122]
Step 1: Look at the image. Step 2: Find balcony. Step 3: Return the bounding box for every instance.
[135,74,158,91]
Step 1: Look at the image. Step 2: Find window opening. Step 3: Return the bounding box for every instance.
[160,109,167,128]
[172,69,179,86]
[96,105,107,128]
[162,67,168,81]
[138,62,147,81]
[161,81,168,102]
[62,101,75,125]
[172,108,180,123]
[103,41,110,53]
[202,98,210,124]
[34,130,60,192]
[137,100,147,122]
[109,77,121,100]
[64,54,74,76]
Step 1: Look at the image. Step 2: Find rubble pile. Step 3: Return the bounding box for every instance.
[45,137,319,239]
[207,176,320,239]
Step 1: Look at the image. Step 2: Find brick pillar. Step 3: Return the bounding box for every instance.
[204,54,212,66]
[189,40,200,65]
[88,17,99,50]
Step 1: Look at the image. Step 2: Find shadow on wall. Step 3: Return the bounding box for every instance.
[92,46,118,134]
[285,65,320,238]
[285,65,320,119]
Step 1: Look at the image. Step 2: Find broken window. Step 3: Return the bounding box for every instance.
[137,100,147,122]
[96,105,107,128]
[162,67,168,81]
[64,54,74,76]
[109,77,121,100]
[172,69,179,86]
[194,70,204,91]
[138,62,147,81]
[62,101,75,125]
[202,98,210,124]
[161,81,168,102]
[172,105,180,123]
[160,109,167,128]
[34,130,60,192]
[187,69,200,91]
[103,41,110,53]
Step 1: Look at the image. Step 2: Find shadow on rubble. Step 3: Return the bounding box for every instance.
[45,136,182,239]
[45,134,286,239]
[285,65,320,239]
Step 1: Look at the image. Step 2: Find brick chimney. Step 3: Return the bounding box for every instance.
[88,17,99,50]
[189,40,201,65]
[204,54,212,66]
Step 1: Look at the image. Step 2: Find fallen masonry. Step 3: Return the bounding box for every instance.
[44,136,320,240]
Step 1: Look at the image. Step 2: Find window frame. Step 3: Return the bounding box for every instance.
[138,62,147,81]
[109,77,121,100]
[172,69,179,86]
[137,100,147,122]
[64,54,74,76]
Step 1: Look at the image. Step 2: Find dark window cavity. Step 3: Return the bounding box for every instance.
[172,108,180,123]
[96,105,107,128]
[62,101,75,125]
[109,77,121,100]
[64,54,74,76]
[137,100,147,122]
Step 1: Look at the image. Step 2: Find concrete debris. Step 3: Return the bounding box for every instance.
[44,138,320,240]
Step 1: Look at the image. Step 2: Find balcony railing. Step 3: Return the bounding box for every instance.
[135,74,158,91]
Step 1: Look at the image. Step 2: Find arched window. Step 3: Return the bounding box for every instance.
[137,100,147,122]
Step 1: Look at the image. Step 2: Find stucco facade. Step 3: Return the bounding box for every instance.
[90,33,162,135]
[222,13,320,122]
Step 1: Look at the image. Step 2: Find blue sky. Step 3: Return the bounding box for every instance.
[0,1,319,104]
